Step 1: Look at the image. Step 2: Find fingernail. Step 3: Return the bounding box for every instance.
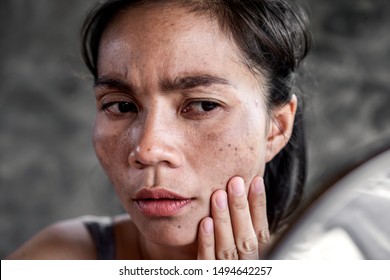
[215,192,227,210]
[232,178,245,196]
[253,177,265,194]
[203,218,213,235]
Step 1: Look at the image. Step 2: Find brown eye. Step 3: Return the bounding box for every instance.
[117,102,137,113]
[103,101,138,114]
[200,101,218,111]
[182,101,220,114]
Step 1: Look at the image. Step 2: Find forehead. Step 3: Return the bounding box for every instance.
[96,3,266,96]
[103,3,219,42]
[99,4,243,68]
[108,3,211,34]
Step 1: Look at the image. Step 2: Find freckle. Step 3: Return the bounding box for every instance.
[207,132,218,141]
[235,147,238,151]
[178,225,181,229]
[147,148,151,152]
[219,148,223,152]
[228,144,231,147]
[250,147,254,151]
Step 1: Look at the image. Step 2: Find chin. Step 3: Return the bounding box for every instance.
[137,217,199,247]
[151,231,197,247]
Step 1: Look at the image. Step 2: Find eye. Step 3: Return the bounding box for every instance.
[200,101,219,111]
[102,101,138,114]
[182,101,220,114]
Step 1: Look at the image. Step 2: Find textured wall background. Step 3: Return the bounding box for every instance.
[1,0,389,258]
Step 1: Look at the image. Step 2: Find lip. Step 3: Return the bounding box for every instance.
[134,188,193,217]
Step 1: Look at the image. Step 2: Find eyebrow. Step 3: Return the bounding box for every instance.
[94,76,135,93]
[93,74,233,94]
[160,74,234,92]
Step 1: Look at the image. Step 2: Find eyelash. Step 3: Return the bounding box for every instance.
[101,100,222,118]
[181,100,221,117]
[102,101,138,114]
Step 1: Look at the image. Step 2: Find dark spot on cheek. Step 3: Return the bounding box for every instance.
[178,225,181,229]
[206,132,219,141]
[250,147,255,151]
[228,144,231,147]
[95,141,116,167]
[219,148,223,152]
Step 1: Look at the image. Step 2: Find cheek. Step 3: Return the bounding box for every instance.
[188,117,267,191]
[92,120,130,183]
[220,131,266,178]
[93,124,114,169]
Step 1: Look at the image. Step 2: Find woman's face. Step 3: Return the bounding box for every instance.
[93,4,271,246]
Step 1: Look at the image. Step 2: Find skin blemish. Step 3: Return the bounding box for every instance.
[206,132,219,141]
[228,144,231,147]
[219,148,223,152]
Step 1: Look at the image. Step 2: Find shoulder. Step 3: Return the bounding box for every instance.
[112,214,142,259]
[7,216,97,260]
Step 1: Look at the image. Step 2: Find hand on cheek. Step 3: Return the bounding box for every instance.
[197,176,270,259]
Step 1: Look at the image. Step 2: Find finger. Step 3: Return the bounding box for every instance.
[227,177,259,260]
[211,190,238,260]
[248,177,270,248]
[197,217,215,259]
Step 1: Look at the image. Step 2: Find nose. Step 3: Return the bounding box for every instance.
[128,112,182,169]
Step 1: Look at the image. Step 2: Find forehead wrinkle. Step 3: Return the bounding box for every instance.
[159,74,235,92]
[94,75,136,95]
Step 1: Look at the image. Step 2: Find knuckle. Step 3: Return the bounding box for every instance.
[254,192,267,208]
[232,198,248,212]
[257,227,271,245]
[257,195,267,208]
[216,247,238,260]
[214,217,230,226]
[237,236,258,255]
[200,238,214,249]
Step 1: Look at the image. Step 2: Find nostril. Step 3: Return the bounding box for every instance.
[132,160,146,170]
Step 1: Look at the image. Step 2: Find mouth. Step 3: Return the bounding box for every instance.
[133,188,193,217]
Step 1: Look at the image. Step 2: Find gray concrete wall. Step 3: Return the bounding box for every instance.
[1,0,389,258]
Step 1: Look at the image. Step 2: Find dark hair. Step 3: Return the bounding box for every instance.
[81,0,311,233]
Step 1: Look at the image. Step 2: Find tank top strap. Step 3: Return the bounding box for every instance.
[82,216,115,260]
